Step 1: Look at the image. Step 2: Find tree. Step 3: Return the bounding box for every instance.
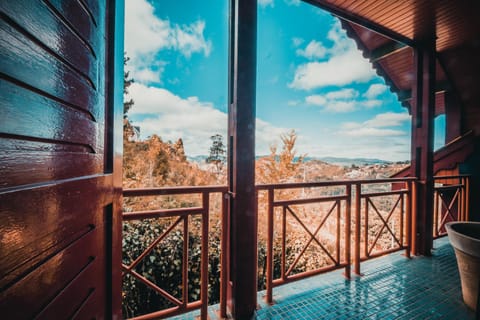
[257,129,305,184]
[206,134,226,172]
[123,54,135,141]
[123,54,134,118]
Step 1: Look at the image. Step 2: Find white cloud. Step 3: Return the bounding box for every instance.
[343,127,405,137]
[305,95,327,106]
[256,119,290,155]
[174,20,212,58]
[364,112,410,128]
[259,0,274,8]
[325,88,358,100]
[296,40,327,59]
[128,83,286,156]
[290,21,376,90]
[296,130,410,161]
[305,88,359,113]
[339,112,410,137]
[290,49,376,90]
[324,101,356,113]
[363,100,382,109]
[364,83,388,99]
[124,0,212,83]
[292,37,304,47]
[134,67,164,83]
[287,100,301,106]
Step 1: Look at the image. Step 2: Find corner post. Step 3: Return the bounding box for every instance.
[411,34,436,256]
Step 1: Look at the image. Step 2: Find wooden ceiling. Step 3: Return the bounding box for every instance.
[304,0,480,121]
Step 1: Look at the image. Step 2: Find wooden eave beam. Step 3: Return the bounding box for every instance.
[370,41,409,62]
[397,81,451,102]
[302,0,414,46]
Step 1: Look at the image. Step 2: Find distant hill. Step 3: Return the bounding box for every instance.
[187,155,208,163]
[313,157,392,166]
[188,154,403,167]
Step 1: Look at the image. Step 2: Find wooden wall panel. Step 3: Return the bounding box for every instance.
[46,0,101,55]
[0,0,99,88]
[0,139,103,189]
[0,20,101,121]
[0,0,118,317]
[0,80,99,147]
[0,226,103,318]
[0,176,112,290]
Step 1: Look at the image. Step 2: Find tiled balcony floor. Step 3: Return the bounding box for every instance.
[173,237,476,319]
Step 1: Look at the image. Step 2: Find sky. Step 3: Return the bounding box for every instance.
[124,0,445,162]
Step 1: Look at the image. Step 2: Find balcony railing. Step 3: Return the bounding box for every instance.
[122,176,469,319]
[433,175,470,238]
[122,186,228,320]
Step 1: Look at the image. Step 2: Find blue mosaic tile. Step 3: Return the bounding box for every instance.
[170,238,475,319]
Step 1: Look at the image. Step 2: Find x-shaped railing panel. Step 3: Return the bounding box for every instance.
[365,195,403,257]
[283,201,339,277]
[122,216,185,307]
[435,187,460,236]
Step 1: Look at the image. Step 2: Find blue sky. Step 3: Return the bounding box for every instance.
[124,0,445,161]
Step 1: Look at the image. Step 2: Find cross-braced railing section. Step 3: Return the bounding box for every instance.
[257,182,352,304]
[353,178,415,275]
[122,186,228,320]
[433,175,470,238]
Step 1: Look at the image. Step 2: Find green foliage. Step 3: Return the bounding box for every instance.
[123,54,134,118]
[122,219,222,318]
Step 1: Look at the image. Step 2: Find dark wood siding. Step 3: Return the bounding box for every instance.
[0,0,119,318]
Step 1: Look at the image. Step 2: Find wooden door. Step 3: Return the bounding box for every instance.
[0,0,122,318]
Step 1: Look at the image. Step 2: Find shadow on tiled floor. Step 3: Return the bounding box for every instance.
[172,237,475,319]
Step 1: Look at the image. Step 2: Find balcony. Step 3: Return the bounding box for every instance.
[121,175,471,319]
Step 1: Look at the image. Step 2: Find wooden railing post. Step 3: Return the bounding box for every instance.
[465,177,470,221]
[411,181,418,255]
[200,192,209,320]
[434,187,439,237]
[266,188,274,304]
[182,215,189,309]
[281,206,287,281]
[345,184,351,279]
[220,192,228,318]
[364,196,369,259]
[406,181,412,258]
[354,183,361,275]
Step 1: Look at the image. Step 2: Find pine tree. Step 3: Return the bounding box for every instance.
[206,134,226,172]
[123,54,134,118]
[123,54,135,141]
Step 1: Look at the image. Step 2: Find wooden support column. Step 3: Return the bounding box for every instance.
[444,91,463,143]
[411,37,436,256]
[227,0,258,318]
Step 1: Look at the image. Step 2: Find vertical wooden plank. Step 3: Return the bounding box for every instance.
[227,0,257,318]
[106,0,124,317]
